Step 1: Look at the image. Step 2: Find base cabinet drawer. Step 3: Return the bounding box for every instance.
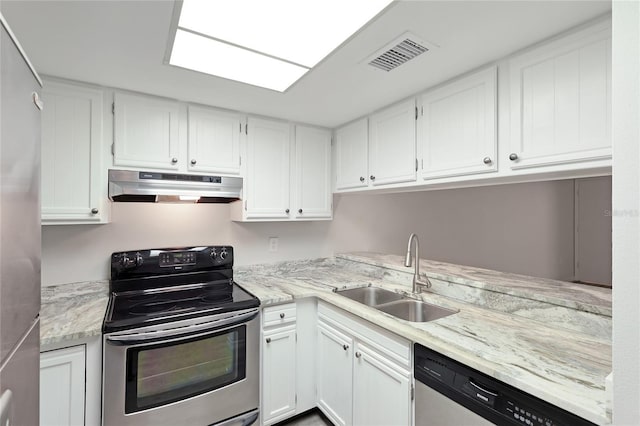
[40,345,86,426]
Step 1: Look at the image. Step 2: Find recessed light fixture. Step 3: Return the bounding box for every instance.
[169,0,394,92]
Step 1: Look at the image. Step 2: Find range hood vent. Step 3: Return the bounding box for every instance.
[366,32,435,72]
[108,169,242,203]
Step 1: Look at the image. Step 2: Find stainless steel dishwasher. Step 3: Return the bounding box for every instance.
[414,344,597,426]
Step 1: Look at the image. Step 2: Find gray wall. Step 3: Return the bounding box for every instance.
[42,178,610,286]
[329,180,577,281]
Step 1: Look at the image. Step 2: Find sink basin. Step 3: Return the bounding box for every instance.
[336,287,404,306]
[376,300,458,323]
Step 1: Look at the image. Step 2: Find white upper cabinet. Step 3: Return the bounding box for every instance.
[244,117,291,219]
[419,66,497,179]
[41,80,107,224]
[334,118,368,190]
[293,125,332,219]
[232,120,333,222]
[187,106,242,174]
[113,92,180,170]
[509,20,611,169]
[368,99,417,186]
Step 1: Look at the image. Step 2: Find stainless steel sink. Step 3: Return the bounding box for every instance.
[375,299,458,323]
[336,287,404,306]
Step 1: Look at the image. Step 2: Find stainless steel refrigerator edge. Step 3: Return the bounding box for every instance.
[0,12,42,426]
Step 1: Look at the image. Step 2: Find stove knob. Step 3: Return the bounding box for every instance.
[220,249,228,260]
[210,248,217,260]
[134,252,143,266]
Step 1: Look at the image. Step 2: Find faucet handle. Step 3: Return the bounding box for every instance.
[416,273,432,290]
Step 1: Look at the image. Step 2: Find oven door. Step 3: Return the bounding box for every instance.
[103,309,260,426]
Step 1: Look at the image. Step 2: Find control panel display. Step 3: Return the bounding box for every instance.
[159,251,197,267]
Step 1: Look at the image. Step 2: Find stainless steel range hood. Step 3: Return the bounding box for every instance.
[108,169,242,203]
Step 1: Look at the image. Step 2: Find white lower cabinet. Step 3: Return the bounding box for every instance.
[261,300,317,425]
[263,325,297,424]
[352,341,411,426]
[317,322,354,426]
[40,345,85,426]
[317,302,412,426]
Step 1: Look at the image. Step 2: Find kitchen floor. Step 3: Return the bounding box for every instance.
[275,410,333,426]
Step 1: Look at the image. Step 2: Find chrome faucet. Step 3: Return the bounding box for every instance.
[404,233,431,293]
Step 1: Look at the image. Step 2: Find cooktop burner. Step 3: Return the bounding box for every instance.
[103,246,260,333]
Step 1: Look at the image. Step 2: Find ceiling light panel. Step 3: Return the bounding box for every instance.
[170,29,309,92]
[178,0,394,68]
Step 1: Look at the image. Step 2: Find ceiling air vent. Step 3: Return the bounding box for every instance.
[366,32,437,72]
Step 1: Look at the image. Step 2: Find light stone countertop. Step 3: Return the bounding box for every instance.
[40,280,109,347]
[338,252,612,317]
[40,254,612,425]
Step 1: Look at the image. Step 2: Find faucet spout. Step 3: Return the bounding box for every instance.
[405,233,431,293]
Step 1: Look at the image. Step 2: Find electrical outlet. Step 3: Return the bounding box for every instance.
[268,237,279,252]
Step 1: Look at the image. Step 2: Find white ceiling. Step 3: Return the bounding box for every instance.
[1,0,611,128]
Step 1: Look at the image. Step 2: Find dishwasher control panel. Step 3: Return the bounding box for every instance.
[414,344,597,426]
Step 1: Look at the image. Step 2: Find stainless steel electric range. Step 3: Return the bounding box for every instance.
[102,246,260,426]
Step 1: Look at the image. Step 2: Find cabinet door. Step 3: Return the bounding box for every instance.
[335,119,368,190]
[368,99,416,186]
[113,92,180,170]
[293,125,332,219]
[352,342,411,426]
[509,20,611,169]
[317,322,353,426]
[419,67,497,180]
[245,117,291,219]
[40,345,85,426]
[263,326,297,425]
[41,81,104,224]
[187,106,242,175]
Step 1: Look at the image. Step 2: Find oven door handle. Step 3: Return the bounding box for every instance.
[105,309,259,344]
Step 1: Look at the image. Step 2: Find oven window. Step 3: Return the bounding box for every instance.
[125,325,246,413]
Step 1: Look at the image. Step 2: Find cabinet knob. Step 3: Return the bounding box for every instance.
[266,337,271,343]
[285,209,290,214]
[298,209,303,214]
[171,157,178,164]
[355,352,362,359]
[280,313,285,319]
[190,159,197,165]
[91,208,99,214]
[509,153,519,161]
[343,344,349,351]
[483,156,492,165]
[370,175,376,181]
[359,176,365,183]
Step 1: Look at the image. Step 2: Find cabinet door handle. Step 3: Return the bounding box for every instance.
[298,209,303,214]
[190,159,197,165]
[280,313,285,319]
[355,352,362,358]
[343,344,349,351]
[285,209,290,214]
[370,175,376,181]
[91,208,99,214]
[509,153,519,161]
[266,337,271,343]
[483,156,492,165]
[171,157,178,164]
[359,176,365,183]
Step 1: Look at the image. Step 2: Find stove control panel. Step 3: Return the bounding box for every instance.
[111,246,234,279]
[159,251,197,267]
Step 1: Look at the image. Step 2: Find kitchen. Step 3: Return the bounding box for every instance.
[0,0,637,425]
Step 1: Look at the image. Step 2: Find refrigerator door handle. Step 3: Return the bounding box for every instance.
[0,389,13,425]
[32,92,43,110]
